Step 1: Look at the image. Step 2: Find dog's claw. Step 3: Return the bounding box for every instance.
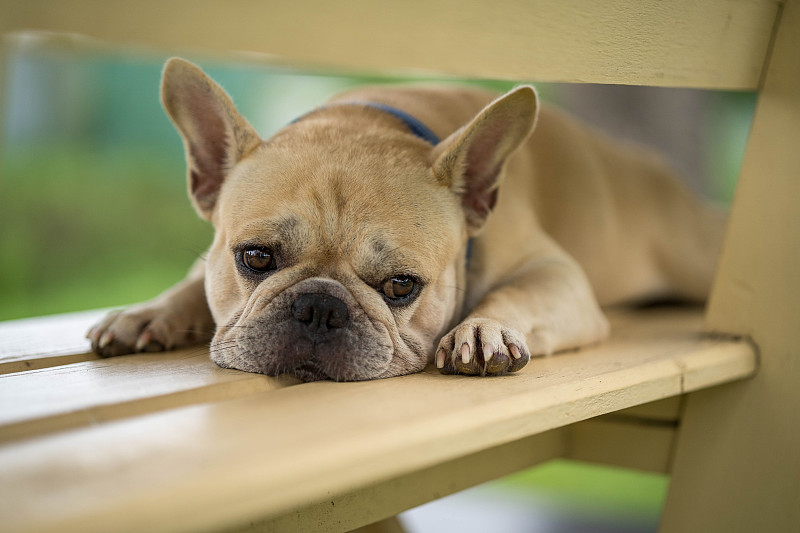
[483,343,494,362]
[460,343,471,364]
[135,330,153,352]
[98,331,114,349]
[435,348,446,369]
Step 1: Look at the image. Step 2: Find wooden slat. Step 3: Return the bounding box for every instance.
[0,308,732,444]
[0,309,103,374]
[229,430,564,533]
[567,418,677,473]
[615,396,682,421]
[0,0,780,89]
[0,308,756,533]
[0,348,298,443]
[565,396,684,473]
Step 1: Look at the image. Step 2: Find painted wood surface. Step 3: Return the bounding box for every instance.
[0,309,103,374]
[0,348,298,443]
[567,418,676,473]
[661,0,800,531]
[236,431,564,533]
[0,0,780,89]
[0,307,756,533]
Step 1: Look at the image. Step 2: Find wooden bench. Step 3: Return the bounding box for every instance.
[0,1,796,531]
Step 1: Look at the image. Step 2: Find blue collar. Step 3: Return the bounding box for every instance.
[291,101,440,145]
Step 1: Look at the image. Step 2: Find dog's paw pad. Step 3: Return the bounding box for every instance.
[436,319,531,376]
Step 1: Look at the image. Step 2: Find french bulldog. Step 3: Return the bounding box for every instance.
[87,58,726,381]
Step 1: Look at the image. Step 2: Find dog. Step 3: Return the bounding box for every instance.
[87,58,726,381]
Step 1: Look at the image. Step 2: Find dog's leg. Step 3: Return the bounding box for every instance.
[87,259,214,357]
[429,86,609,376]
[436,251,609,376]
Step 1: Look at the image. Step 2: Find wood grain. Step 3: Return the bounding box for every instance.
[0,309,104,374]
[0,0,780,89]
[0,348,298,443]
[0,308,756,533]
[230,431,563,533]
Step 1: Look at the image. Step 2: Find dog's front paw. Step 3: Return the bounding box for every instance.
[435,318,531,376]
[87,302,212,357]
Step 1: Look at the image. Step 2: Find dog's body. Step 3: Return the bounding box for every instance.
[88,59,725,381]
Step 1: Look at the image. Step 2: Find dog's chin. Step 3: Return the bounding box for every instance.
[285,361,368,382]
[212,352,388,382]
[290,362,330,382]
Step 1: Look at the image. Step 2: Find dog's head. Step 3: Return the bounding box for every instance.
[161,58,537,381]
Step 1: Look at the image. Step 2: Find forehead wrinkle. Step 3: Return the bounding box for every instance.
[231,215,303,245]
[305,175,451,281]
[300,169,370,256]
[370,238,405,268]
[298,185,423,276]
[360,234,433,282]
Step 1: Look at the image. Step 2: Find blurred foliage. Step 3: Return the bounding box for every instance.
[706,90,759,202]
[499,459,668,523]
[1,143,208,319]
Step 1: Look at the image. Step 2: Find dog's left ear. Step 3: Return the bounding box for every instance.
[161,58,262,220]
[431,86,538,233]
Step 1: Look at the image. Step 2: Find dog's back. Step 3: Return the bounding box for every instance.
[505,105,726,305]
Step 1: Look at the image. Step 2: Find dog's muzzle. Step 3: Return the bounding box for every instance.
[214,278,395,381]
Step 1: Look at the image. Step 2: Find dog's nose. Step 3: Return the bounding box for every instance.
[292,293,350,340]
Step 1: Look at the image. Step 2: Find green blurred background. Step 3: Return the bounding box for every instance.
[0,44,756,531]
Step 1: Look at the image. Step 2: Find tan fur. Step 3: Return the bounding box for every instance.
[88,58,725,380]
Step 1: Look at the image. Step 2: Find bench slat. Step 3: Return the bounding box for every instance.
[0,348,298,443]
[0,307,756,533]
[0,309,103,374]
[0,0,779,90]
[232,430,565,533]
[0,307,708,443]
[567,417,676,473]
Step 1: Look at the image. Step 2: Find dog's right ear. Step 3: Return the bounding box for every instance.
[161,58,261,220]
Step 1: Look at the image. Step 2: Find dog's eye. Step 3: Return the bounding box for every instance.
[382,276,416,300]
[241,247,276,273]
